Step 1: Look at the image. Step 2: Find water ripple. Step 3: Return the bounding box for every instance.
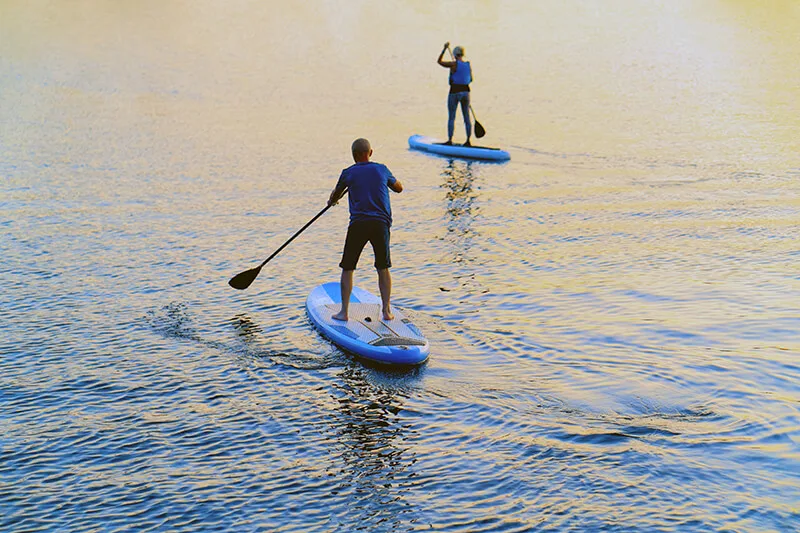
[3,4,799,530]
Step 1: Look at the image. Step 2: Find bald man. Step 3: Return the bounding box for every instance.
[328,138,404,321]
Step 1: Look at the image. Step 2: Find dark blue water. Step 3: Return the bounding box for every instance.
[2,1,799,531]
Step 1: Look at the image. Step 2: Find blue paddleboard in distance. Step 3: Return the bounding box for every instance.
[306,282,430,366]
[408,134,510,161]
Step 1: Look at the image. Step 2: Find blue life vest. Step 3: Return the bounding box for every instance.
[449,60,472,86]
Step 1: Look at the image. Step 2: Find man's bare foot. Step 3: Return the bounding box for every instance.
[382,309,394,321]
[331,311,348,321]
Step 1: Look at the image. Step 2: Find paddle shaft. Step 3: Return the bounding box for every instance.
[256,203,333,269]
[470,104,480,124]
[228,189,347,290]
[262,187,350,268]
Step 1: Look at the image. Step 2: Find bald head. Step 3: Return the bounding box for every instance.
[351,138,372,162]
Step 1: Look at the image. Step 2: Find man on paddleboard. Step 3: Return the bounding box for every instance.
[437,42,472,146]
[328,138,403,322]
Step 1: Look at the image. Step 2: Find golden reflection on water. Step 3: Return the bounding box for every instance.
[2,1,798,171]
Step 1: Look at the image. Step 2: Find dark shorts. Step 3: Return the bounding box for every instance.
[339,220,391,271]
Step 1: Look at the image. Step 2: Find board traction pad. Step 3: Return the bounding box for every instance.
[318,303,426,346]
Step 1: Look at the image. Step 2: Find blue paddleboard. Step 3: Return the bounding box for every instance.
[306,282,430,366]
[408,134,510,161]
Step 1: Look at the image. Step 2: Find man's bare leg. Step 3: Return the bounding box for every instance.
[377,268,394,320]
[331,269,354,321]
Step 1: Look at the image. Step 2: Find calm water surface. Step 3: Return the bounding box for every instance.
[2,1,799,531]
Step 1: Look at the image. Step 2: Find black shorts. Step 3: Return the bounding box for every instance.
[339,220,391,270]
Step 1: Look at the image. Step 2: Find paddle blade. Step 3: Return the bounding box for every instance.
[474,120,486,138]
[228,265,262,290]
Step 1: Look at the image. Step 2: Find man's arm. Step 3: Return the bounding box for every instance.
[389,179,403,193]
[437,42,455,69]
[328,182,348,206]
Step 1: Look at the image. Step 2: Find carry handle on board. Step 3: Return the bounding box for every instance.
[228,189,347,290]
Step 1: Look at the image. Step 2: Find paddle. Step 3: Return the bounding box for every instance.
[471,106,486,138]
[448,46,486,139]
[228,194,344,290]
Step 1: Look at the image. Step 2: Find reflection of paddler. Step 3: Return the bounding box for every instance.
[327,365,416,528]
[437,42,473,146]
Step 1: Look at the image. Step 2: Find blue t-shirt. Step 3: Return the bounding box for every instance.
[336,161,397,227]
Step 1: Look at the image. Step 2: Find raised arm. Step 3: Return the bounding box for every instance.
[437,42,456,69]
